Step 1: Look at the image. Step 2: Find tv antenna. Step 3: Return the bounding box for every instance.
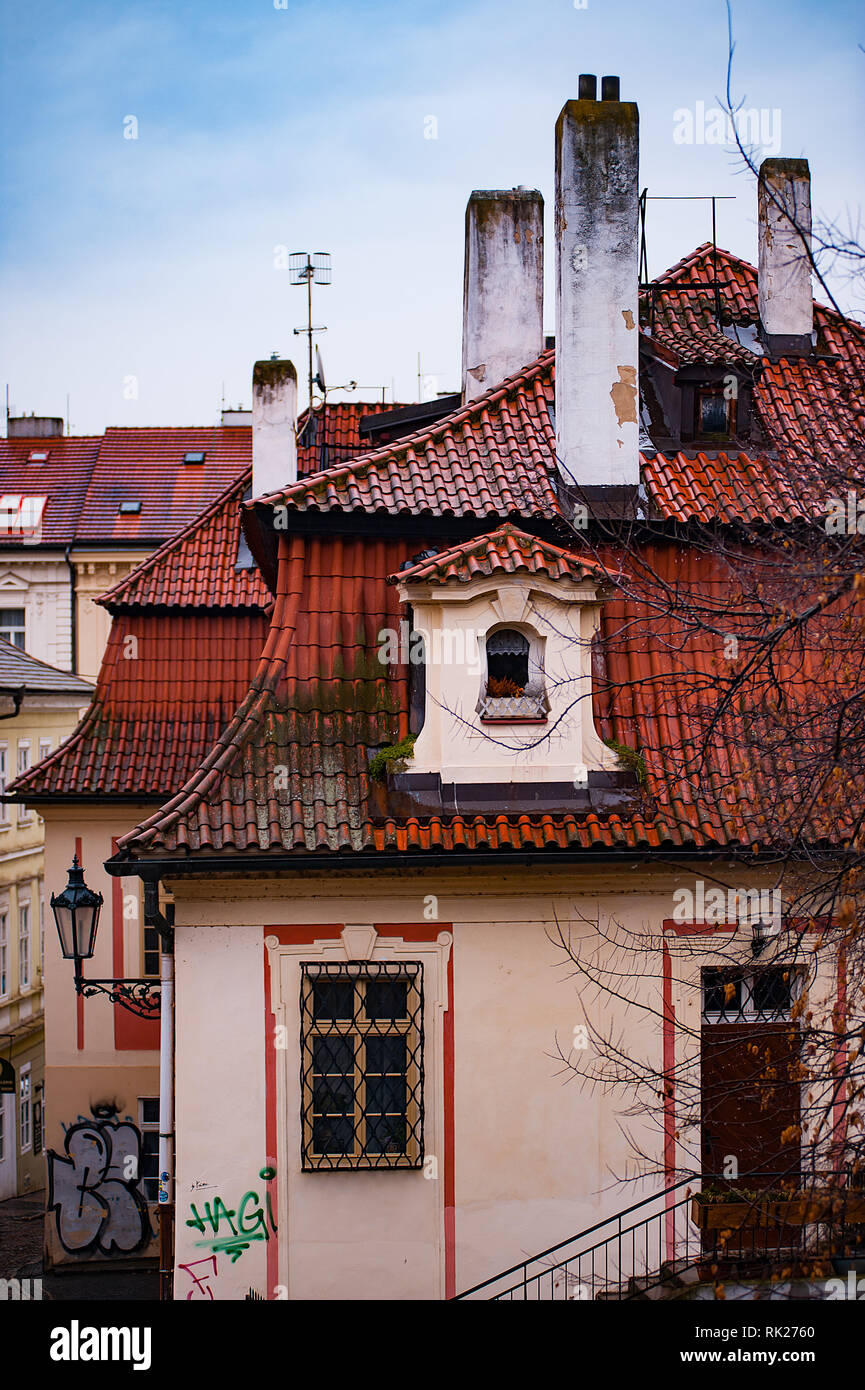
[290,252,331,409]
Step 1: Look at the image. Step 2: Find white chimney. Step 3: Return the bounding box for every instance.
[555,75,639,489]
[758,157,813,356]
[252,358,298,498]
[462,189,544,401]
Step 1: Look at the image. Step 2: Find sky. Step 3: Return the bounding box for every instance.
[0,0,862,433]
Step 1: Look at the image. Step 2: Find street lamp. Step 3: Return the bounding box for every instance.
[50,856,163,1018]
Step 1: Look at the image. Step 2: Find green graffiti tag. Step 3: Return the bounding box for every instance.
[185,1168,278,1263]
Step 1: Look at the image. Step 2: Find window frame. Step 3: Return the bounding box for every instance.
[0,608,26,649]
[138,1097,160,1202]
[18,901,30,991]
[299,960,424,1172]
[0,911,7,998]
[19,1064,31,1153]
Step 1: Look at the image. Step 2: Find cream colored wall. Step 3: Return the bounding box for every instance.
[167,863,826,1299]
[401,573,618,784]
[0,556,71,671]
[74,550,149,683]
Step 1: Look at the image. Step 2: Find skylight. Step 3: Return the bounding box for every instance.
[183,451,205,464]
[28,451,49,463]
[119,501,142,514]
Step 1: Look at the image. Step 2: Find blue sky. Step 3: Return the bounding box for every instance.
[1,0,862,432]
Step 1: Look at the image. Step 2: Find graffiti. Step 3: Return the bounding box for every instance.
[184,1166,277,1264]
[47,1118,153,1256]
[178,1255,219,1300]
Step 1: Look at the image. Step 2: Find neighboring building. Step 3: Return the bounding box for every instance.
[0,404,399,683]
[0,638,92,1200]
[11,82,864,1297]
[4,401,409,1268]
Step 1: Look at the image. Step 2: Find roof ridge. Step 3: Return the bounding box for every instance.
[255,350,555,508]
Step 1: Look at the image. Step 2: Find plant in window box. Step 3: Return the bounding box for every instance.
[480,679,547,721]
[692,1183,865,1231]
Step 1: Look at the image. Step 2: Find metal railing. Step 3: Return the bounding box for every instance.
[454,1170,865,1300]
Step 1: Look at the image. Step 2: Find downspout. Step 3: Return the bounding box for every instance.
[144,880,174,1301]
[63,546,77,674]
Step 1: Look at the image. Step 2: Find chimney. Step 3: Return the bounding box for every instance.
[758,157,813,357]
[252,359,297,498]
[555,76,639,489]
[462,189,544,401]
[7,416,65,440]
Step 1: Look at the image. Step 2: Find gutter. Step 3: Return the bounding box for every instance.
[104,844,816,880]
[0,687,24,720]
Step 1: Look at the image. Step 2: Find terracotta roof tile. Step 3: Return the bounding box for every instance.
[389,524,613,587]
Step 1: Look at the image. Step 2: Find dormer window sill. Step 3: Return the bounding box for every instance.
[480,716,548,726]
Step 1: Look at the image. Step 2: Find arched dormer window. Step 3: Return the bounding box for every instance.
[480,627,546,722]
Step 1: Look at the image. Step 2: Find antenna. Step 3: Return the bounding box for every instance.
[639,194,735,329]
[290,251,331,409]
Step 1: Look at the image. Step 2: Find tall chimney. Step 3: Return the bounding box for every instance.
[462,189,544,401]
[758,157,813,357]
[555,76,639,489]
[252,358,297,498]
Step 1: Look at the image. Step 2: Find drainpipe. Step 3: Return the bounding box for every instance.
[63,546,77,674]
[144,881,174,1301]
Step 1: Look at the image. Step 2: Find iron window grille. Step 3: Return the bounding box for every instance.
[300,960,424,1171]
[701,965,802,1024]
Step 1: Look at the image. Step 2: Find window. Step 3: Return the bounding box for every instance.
[0,745,7,825]
[118,501,141,515]
[486,628,530,696]
[480,628,546,720]
[33,1084,43,1156]
[696,389,731,438]
[183,451,205,465]
[139,1098,160,1201]
[0,913,7,996]
[39,898,44,978]
[38,738,51,763]
[27,451,49,463]
[702,965,799,1023]
[300,961,424,1170]
[0,609,26,649]
[16,743,31,824]
[19,1066,31,1151]
[18,903,30,990]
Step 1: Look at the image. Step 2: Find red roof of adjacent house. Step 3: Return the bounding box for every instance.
[390,525,613,588]
[14,246,865,868]
[0,401,404,549]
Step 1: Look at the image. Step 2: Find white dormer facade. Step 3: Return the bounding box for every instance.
[394,530,619,786]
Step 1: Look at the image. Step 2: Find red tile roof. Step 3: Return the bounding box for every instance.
[111,536,860,858]
[390,524,613,588]
[18,612,268,798]
[17,246,865,870]
[256,355,562,522]
[0,402,404,549]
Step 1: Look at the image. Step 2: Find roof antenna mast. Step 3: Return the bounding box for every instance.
[290,252,331,411]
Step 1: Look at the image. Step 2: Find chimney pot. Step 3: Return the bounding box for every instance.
[601,75,620,101]
[578,74,597,100]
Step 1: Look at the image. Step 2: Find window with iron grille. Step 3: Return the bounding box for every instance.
[300,961,424,1171]
[33,1083,43,1156]
[701,965,801,1023]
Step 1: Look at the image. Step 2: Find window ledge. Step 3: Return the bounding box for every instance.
[479,694,546,720]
